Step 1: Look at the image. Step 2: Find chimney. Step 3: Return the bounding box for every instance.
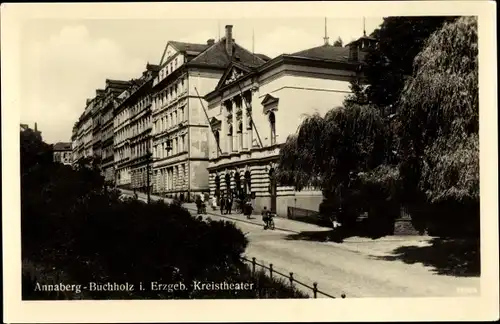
[225,25,233,56]
[34,122,38,131]
[207,39,215,46]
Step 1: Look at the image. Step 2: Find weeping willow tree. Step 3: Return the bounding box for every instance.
[276,104,391,225]
[398,17,479,235]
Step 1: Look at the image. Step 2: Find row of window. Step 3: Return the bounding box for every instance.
[153,78,187,111]
[115,146,130,162]
[131,115,152,138]
[213,112,276,156]
[155,56,184,85]
[153,163,187,192]
[102,147,113,160]
[130,95,152,117]
[153,106,185,134]
[153,134,187,159]
[131,140,151,159]
[115,110,129,128]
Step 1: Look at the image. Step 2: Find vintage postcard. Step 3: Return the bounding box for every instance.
[2,1,498,322]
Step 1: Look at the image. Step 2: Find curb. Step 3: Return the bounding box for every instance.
[193,209,300,234]
[121,190,301,234]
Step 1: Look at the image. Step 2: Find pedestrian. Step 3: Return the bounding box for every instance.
[211,195,217,211]
[244,197,253,219]
[220,195,225,215]
[225,196,232,215]
[261,206,269,226]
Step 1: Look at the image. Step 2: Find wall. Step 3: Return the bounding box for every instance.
[188,71,221,125]
[252,72,351,147]
[190,160,209,192]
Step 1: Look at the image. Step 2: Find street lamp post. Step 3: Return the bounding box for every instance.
[146,138,172,204]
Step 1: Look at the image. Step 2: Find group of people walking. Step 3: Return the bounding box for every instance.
[196,191,275,229]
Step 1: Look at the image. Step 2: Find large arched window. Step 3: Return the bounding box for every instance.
[234,172,241,197]
[237,122,243,151]
[215,175,221,198]
[214,130,220,157]
[228,125,233,152]
[244,170,251,195]
[269,112,276,145]
[225,173,231,195]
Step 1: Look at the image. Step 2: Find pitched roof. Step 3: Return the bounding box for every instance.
[290,44,364,62]
[169,41,209,54]
[187,37,266,69]
[256,53,272,62]
[53,142,72,151]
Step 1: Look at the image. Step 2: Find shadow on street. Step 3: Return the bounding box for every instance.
[285,227,388,243]
[372,238,480,277]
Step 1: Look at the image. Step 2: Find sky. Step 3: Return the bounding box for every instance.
[20,15,383,144]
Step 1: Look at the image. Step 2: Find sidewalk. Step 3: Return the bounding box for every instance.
[119,189,433,256]
[119,189,330,233]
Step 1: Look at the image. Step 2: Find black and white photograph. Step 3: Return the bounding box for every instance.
[2,1,498,322]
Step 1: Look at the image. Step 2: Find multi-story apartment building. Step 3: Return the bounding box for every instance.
[204,32,376,216]
[100,79,131,183]
[150,25,266,201]
[91,90,105,160]
[112,64,160,191]
[82,97,95,159]
[113,89,132,188]
[52,142,73,165]
[72,93,101,164]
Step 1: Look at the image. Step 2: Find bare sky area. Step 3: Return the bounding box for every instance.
[20,15,382,144]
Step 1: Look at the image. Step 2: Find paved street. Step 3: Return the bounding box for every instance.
[120,190,480,298]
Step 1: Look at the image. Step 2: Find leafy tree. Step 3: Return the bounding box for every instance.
[353,16,458,114]
[277,104,390,227]
[397,16,479,235]
[333,37,343,47]
[21,132,307,299]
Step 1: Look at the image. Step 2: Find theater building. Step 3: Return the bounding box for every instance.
[150,25,265,201]
[204,33,374,216]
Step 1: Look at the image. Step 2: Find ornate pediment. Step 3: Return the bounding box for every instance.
[215,62,253,91]
[261,94,279,106]
[225,68,245,85]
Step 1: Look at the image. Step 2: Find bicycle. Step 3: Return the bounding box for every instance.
[263,213,276,230]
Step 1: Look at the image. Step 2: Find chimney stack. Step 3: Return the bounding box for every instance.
[34,122,38,131]
[225,25,233,56]
[207,39,215,46]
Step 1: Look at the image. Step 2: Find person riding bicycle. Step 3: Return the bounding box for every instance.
[262,207,274,228]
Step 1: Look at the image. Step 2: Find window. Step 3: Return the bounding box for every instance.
[238,122,243,151]
[214,131,220,157]
[269,112,276,145]
[228,125,233,152]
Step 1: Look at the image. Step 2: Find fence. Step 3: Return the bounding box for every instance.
[241,256,345,299]
[287,207,331,227]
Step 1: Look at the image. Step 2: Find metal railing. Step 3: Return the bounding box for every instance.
[241,256,345,299]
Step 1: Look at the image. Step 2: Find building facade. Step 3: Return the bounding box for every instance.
[112,64,160,191]
[150,25,266,201]
[204,33,374,216]
[100,80,131,183]
[91,90,105,161]
[52,142,72,165]
[113,88,132,188]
